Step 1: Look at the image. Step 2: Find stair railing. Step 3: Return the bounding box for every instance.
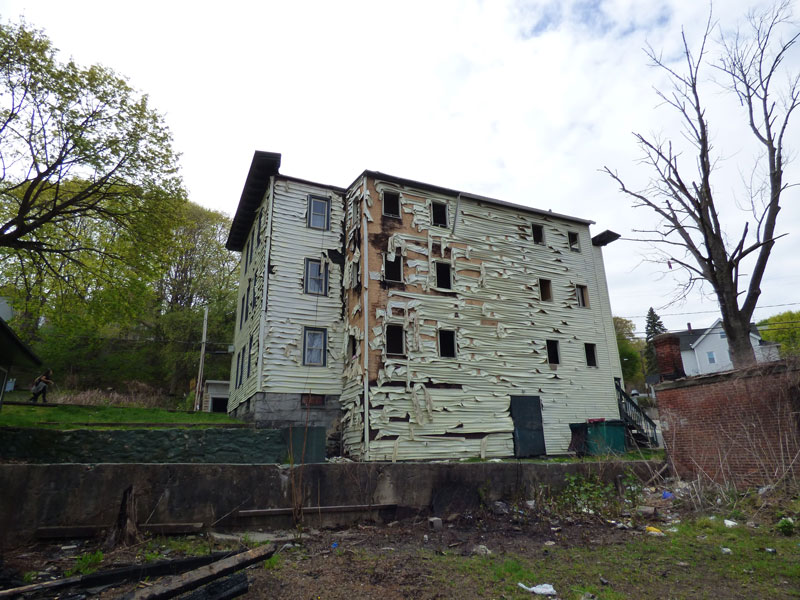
[614,378,659,447]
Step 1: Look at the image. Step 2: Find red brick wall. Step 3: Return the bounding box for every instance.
[653,333,684,380]
[656,363,800,487]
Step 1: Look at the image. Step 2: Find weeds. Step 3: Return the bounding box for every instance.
[65,550,103,577]
[776,517,795,536]
[557,473,618,518]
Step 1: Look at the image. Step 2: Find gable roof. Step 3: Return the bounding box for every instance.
[225,151,282,252]
[673,318,762,351]
[0,317,42,368]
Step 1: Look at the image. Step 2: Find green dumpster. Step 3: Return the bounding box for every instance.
[585,419,626,455]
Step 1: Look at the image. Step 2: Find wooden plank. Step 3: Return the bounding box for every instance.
[237,503,396,517]
[140,522,204,535]
[180,572,249,600]
[0,553,232,598]
[126,544,275,600]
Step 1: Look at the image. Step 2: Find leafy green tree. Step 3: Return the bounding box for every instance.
[614,316,644,389]
[758,311,800,358]
[644,307,667,376]
[0,19,183,261]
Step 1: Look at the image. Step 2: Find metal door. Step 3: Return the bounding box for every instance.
[510,395,545,457]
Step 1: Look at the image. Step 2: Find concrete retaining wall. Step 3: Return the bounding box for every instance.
[0,427,327,464]
[0,460,660,548]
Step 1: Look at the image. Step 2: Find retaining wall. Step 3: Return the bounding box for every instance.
[0,460,659,548]
[0,426,326,464]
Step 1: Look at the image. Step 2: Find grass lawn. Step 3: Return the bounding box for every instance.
[0,391,240,429]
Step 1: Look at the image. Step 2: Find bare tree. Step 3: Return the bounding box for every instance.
[604,1,799,367]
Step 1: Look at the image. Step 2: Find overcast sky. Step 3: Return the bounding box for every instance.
[2,0,798,335]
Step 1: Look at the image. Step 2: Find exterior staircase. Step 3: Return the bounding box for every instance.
[614,378,659,448]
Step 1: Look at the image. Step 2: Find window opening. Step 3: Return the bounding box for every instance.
[383,191,401,218]
[303,327,327,366]
[568,231,580,252]
[576,284,589,308]
[307,196,330,230]
[584,343,597,367]
[348,335,358,358]
[707,351,716,364]
[384,254,402,282]
[435,261,452,289]
[532,224,545,245]
[540,278,553,302]
[239,295,246,329]
[431,201,448,227]
[247,334,253,378]
[546,339,560,365]
[301,393,325,406]
[256,210,262,246]
[439,329,456,358]
[304,258,328,295]
[386,324,405,356]
[235,351,241,388]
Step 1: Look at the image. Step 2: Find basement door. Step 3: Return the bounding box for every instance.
[510,396,545,457]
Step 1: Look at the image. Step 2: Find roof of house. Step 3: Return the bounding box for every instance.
[226,151,606,252]
[674,319,762,352]
[0,317,42,368]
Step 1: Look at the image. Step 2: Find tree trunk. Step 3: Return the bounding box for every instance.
[723,316,757,369]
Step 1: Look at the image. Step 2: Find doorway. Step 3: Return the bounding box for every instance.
[509,395,545,457]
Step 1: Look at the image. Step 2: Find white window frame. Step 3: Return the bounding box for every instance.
[307,195,331,230]
[303,327,327,366]
[304,258,328,296]
[568,231,581,252]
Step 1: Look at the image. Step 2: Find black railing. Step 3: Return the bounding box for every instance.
[614,378,659,448]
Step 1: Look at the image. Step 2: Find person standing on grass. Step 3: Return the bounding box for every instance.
[29,369,54,403]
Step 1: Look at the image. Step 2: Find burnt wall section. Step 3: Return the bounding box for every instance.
[0,460,660,548]
[0,427,326,465]
[656,362,800,487]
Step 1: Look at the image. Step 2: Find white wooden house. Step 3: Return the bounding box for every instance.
[225,151,629,460]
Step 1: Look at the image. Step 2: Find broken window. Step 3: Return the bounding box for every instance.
[386,324,405,356]
[584,343,597,367]
[383,191,401,218]
[435,261,452,289]
[348,335,358,359]
[431,201,448,227]
[304,258,328,295]
[532,224,545,245]
[576,284,589,308]
[546,339,560,365]
[384,254,403,282]
[540,278,553,302]
[301,393,325,406]
[307,195,330,230]
[438,329,456,358]
[568,231,580,252]
[303,327,327,366]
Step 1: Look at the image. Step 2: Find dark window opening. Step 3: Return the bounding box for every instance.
[576,284,589,307]
[211,397,227,413]
[383,191,401,218]
[568,231,580,252]
[384,254,402,282]
[584,343,597,367]
[307,196,331,230]
[532,224,545,245]
[436,261,452,289]
[301,393,325,407]
[540,278,553,302]
[348,335,358,358]
[386,324,405,356]
[431,201,448,227]
[546,339,560,365]
[247,334,253,378]
[439,329,456,358]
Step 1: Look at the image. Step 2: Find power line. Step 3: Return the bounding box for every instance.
[620,302,800,320]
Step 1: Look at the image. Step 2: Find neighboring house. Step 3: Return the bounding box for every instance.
[225,151,628,460]
[675,319,780,376]
[202,380,230,413]
[0,316,42,405]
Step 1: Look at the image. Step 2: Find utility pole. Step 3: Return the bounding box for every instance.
[195,306,209,412]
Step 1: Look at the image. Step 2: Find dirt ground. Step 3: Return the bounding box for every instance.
[2,489,798,599]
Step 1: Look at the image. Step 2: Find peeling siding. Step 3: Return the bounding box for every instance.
[229,177,345,412]
[341,176,622,460]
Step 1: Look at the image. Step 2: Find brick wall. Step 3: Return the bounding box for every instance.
[656,362,800,487]
[653,333,684,380]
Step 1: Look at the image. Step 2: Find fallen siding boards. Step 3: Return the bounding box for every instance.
[343,177,620,460]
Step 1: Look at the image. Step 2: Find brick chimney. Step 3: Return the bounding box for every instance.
[653,333,685,381]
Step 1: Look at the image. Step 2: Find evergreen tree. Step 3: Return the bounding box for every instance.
[644,307,667,376]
